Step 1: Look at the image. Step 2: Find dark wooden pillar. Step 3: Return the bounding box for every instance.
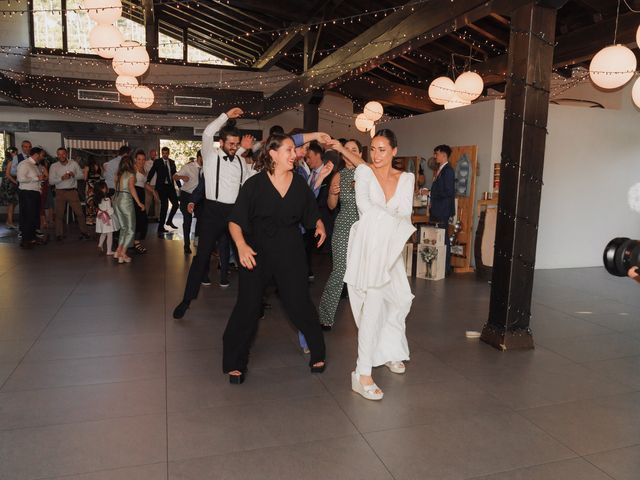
[143,0,158,62]
[481,2,557,350]
[303,90,324,132]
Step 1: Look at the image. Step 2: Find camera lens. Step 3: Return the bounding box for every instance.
[603,237,640,277]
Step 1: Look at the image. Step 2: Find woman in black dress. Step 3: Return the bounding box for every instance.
[223,133,327,384]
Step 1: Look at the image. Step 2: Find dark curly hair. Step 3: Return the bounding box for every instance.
[253,133,293,174]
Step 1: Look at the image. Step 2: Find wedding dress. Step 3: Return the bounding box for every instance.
[344,164,415,375]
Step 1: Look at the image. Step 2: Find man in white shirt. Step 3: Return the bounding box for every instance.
[173,107,252,319]
[17,147,46,248]
[144,149,160,220]
[49,147,90,241]
[174,151,202,254]
[103,145,131,195]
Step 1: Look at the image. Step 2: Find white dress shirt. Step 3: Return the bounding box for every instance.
[201,112,250,204]
[103,155,121,189]
[144,159,157,186]
[17,158,41,192]
[177,161,201,194]
[49,160,83,189]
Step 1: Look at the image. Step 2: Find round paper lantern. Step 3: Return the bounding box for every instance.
[444,93,471,110]
[88,24,123,59]
[84,0,122,25]
[363,101,384,121]
[589,44,637,89]
[428,76,455,105]
[112,41,150,77]
[131,85,154,108]
[632,77,640,109]
[454,71,484,102]
[355,113,374,132]
[115,75,138,96]
[370,127,376,138]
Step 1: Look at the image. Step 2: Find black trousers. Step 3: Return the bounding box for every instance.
[303,229,316,276]
[182,200,232,301]
[179,190,193,248]
[156,184,179,230]
[18,190,40,242]
[134,187,148,241]
[222,250,326,373]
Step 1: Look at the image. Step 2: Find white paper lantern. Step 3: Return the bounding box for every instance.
[112,40,150,77]
[355,113,374,132]
[454,71,484,102]
[589,44,637,89]
[131,85,154,109]
[637,25,640,51]
[88,24,123,59]
[369,127,376,138]
[628,182,640,213]
[363,101,384,121]
[84,0,122,25]
[115,75,138,96]
[428,76,455,105]
[444,93,471,110]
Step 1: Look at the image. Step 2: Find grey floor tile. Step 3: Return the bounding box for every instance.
[574,311,640,333]
[168,395,357,461]
[469,458,614,480]
[0,378,166,430]
[583,355,640,389]
[468,362,634,409]
[168,366,328,412]
[2,352,165,391]
[41,314,164,339]
[41,463,167,480]
[586,445,640,480]
[540,333,640,363]
[0,340,32,363]
[0,414,166,480]
[0,308,54,341]
[365,412,575,480]
[169,435,392,480]
[24,333,166,362]
[0,362,16,385]
[331,377,512,433]
[521,392,640,455]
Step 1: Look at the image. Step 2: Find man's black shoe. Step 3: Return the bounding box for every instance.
[220,275,230,288]
[201,277,212,286]
[166,222,178,229]
[173,301,189,320]
[184,246,192,254]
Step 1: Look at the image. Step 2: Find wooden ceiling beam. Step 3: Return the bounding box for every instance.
[466,22,508,47]
[335,76,437,113]
[262,0,533,116]
[253,27,305,69]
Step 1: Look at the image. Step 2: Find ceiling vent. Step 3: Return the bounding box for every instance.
[174,95,213,108]
[77,89,120,103]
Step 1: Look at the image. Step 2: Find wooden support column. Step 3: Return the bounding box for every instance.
[143,0,158,62]
[481,2,557,350]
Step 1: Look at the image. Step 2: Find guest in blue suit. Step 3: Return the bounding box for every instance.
[429,144,456,275]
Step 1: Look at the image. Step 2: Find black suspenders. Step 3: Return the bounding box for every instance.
[214,152,243,200]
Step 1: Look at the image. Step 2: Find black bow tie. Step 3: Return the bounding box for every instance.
[224,155,233,162]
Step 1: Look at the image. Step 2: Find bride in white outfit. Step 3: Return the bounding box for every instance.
[329,130,415,400]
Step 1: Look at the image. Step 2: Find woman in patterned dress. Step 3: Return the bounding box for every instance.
[318,139,363,329]
[0,147,19,229]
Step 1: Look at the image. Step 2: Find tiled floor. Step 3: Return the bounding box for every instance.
[1,227,639,480]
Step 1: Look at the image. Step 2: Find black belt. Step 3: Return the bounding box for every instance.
[57,188,77,191]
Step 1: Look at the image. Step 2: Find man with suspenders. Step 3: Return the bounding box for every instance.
[173,107,251,319]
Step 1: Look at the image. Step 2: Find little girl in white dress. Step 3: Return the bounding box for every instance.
[94,181,119,255]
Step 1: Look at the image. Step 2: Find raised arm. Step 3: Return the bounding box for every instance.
[202,107,244,161]
[327,171,341,210]
[327,139,366,168]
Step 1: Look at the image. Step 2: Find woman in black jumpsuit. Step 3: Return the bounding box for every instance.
[223,133,327,383]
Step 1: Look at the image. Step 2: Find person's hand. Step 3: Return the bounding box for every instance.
[138,202,145,211]
[326,138,343,151]
[316,161,334,188]
[628,267,639,279]
[330,181,340,196]
[238,242,257,270]
[187,202,195,214]
[240,134,254,150]
[419,188,429,195]
[314,132,331,145]
[226,107,243,119]
[315,220,326,247]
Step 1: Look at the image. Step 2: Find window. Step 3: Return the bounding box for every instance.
[33,0,63,50]
[188,45,233,66]
[32,0,145,54]
[158,31,183,61]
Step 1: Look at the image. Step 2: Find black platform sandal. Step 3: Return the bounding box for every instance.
[310,362,326,374]
[228,371,245,384]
